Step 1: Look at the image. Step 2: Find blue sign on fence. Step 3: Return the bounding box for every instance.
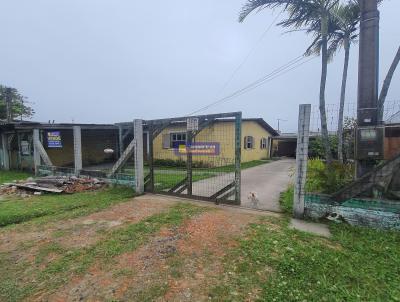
[174,142,220,156]
[47,131,62,148]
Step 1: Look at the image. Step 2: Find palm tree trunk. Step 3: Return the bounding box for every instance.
[378,46,400,121]
[319,15,331,163]
[337,37,350,163]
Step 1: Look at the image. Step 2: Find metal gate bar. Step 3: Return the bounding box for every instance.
[145,112,241,204]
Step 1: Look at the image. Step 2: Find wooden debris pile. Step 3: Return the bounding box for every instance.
[0,176,106,197]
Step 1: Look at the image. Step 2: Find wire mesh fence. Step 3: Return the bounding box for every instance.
[293,103,400,228]
[146,113,241,203]
[309,100,400,133]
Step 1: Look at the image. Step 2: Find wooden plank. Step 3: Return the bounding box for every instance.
[5,183,63,193]
[332,153,400,202]
[108,138,136,177]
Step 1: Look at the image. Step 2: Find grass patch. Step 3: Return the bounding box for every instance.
[0,170,32,184]
[0,203,207,301]
[153,160,271,191]
[279,185,294,214]
[129,284,169,302]
[209,217,400,301]
[153,171,214,191]
[0,187,135,227]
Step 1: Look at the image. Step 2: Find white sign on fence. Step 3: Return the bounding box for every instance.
[187,118,199,131]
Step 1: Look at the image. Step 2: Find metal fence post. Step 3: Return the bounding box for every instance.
[234,112,242,203]
[147,123,155,192]
[134,119,144,194]
[293,104,311,218]
[73,126,82,175]
[33,129,41,175]
[118,125,123,157]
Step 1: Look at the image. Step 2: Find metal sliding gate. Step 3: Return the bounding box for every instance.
[144,112,242,204]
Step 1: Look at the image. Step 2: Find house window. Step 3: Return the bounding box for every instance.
[244,136,254,149]
[170,132,186,148]
[260,137,268,149]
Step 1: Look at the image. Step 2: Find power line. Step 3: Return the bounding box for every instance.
[215,11,283,96]
[188,55,314,115]
[216,57,314,104]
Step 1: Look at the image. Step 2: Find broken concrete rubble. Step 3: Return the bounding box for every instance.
[0,176,107,196]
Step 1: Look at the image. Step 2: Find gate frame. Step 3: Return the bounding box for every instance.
[145,112,242,204]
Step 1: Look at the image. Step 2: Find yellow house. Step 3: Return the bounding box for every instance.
[151,118,278,167]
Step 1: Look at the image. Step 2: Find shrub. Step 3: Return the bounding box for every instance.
[152,158,211,168]
[306,158,354,194]
[279,185,294,214]
[308,135,338,159]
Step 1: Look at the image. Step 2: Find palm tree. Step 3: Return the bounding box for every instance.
[239,0,339,162]
[330,2,360,163]
[378,46,400,121]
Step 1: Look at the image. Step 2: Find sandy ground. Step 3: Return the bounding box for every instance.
[1,194,279,302]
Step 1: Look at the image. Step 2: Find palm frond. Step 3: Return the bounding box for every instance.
[238,0,291,22]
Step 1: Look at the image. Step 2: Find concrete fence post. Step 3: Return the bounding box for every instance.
[293,104,311,218]
[73,126,82,175]
[1,133,10,170]
[134,119,144,194]
[33,129,41,175]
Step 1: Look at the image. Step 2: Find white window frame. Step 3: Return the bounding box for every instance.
[170,132,187,148]
[244,136,254,149]
[261,137,268,149]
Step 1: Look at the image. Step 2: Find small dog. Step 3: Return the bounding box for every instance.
[248,192,259,208]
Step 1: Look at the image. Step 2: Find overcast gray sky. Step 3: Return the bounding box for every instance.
[1,0,399,131]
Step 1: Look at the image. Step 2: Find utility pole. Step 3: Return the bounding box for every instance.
[356,0,381,177]
[277,118,287,133]
[5,88,13,123]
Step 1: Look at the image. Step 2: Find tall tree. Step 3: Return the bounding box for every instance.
[0,85,34,121]
[378,46,400,121]
[330,2,360,163]
[239,0,339,162]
